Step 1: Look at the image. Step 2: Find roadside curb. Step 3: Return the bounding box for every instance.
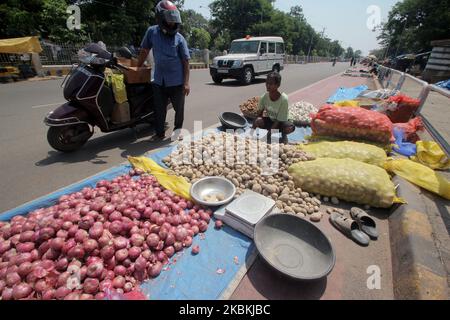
[190,63,208,70]
[389,176,449,300]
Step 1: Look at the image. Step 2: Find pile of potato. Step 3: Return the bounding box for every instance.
[163,132,322,218]
[239,97,260,118]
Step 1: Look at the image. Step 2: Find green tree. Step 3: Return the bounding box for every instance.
[378,0,450,56]
[354,50,362,58]
[189,27,211,49]
[345,47,354,59]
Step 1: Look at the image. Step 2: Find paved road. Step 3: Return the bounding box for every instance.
[0,62,348,213]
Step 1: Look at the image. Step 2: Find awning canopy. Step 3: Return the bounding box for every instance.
[0,36,43,54]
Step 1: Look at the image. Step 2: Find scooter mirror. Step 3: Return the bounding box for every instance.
[85,43,112,60]
[117,47,133,60]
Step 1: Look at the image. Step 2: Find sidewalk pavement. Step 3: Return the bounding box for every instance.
[230,72,395,300]
[230,70,449,300]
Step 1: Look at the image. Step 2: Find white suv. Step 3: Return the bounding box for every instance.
[210,36,285,85]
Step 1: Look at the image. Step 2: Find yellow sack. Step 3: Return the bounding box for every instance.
[384,159,450,200]
[307,135,393,153]
[298,140,387,167]
[288,158,399,208]
[128,156,192,201]
[334,100,360,108]
[110,74,128,104]
[411,141,450,170]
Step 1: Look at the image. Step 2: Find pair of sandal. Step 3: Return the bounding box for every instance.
[329,208,378,246]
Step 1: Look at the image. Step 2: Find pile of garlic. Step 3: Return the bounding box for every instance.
[288,101,318,126]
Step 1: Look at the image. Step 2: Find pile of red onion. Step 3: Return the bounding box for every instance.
[0,170,212,300]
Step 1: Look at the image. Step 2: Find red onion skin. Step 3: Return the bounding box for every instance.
[2,287,13,300]
[164,246,175,258]
[34,279,49,293]
[174,242,183,252]
[199,221,208,233]
[19,231,35,243]
[128,247,142,261]
[6,272,21,287]
[95,292,106,300]
[113,237,128,250]
[130,234,145,247]
[148,262,163,278]
[56,258,69,272]
[101,246,115,260]
[83,278,100,294]
[165,233,175,246]
[113,265,127,277]
[88,224,104,240]
[18,262,33,278]
[75,229,89,243]
[146,234,160,248]
[42,289,55,300]
[55,286,72,300]
[87,261,104,279]
[192,245,200,255]
[116,249,129,262]
[112,276,125,289]
[12,283,33,300]
[16,242,35,253]
[134,257,147,272]
[50,238,65,251]
[183,236,193,248]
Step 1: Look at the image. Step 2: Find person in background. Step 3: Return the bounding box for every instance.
[350,56,355,66]
[137,0,191,141]
[253,72,295,144]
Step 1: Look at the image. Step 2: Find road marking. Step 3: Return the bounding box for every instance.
[287,71,344,97]
[32,102,65,109]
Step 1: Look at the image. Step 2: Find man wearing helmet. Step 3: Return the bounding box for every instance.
[138,0,191,141]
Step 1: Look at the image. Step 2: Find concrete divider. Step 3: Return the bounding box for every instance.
[389,176,449,299]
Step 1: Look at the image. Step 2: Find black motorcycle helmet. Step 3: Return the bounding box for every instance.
[155,1,182,36]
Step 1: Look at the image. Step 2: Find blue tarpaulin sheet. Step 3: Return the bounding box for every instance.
[0,125,312,300]
[327,85,369,103]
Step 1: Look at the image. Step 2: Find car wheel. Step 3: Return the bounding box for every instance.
[241,67,253,85]
[212,75,223,84]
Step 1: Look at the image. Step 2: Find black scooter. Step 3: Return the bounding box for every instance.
[44,43,160,152]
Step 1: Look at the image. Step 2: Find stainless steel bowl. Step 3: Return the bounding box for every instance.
[190,177,236,207]
[254,213,336,280]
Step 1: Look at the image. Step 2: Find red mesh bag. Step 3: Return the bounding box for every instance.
[386,94,420,123]
[311,105,394,144]
[393,117,424,143]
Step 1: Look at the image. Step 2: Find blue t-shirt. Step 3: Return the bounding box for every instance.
[141,25,191,87]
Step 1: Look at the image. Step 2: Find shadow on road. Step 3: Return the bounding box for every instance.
[244,256,327,300]
[35,124,171,167]
[207,78,266,87]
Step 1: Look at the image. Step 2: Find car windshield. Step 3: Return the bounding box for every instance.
[230,41,259,54]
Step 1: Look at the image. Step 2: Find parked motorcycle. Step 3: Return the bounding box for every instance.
[44,43,159,152]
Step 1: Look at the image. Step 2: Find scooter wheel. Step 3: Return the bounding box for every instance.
[47,124,92,153]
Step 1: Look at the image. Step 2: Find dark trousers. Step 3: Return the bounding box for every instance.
[152,84,185,136]
[253,117,295,137]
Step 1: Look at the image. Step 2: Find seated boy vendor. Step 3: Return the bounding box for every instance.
[253,72,295,144]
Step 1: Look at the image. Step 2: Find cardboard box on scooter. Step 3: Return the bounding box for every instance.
[117,57,139,67]
[123,67,152,84]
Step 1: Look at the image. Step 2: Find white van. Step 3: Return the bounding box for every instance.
[210,36,285,85]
